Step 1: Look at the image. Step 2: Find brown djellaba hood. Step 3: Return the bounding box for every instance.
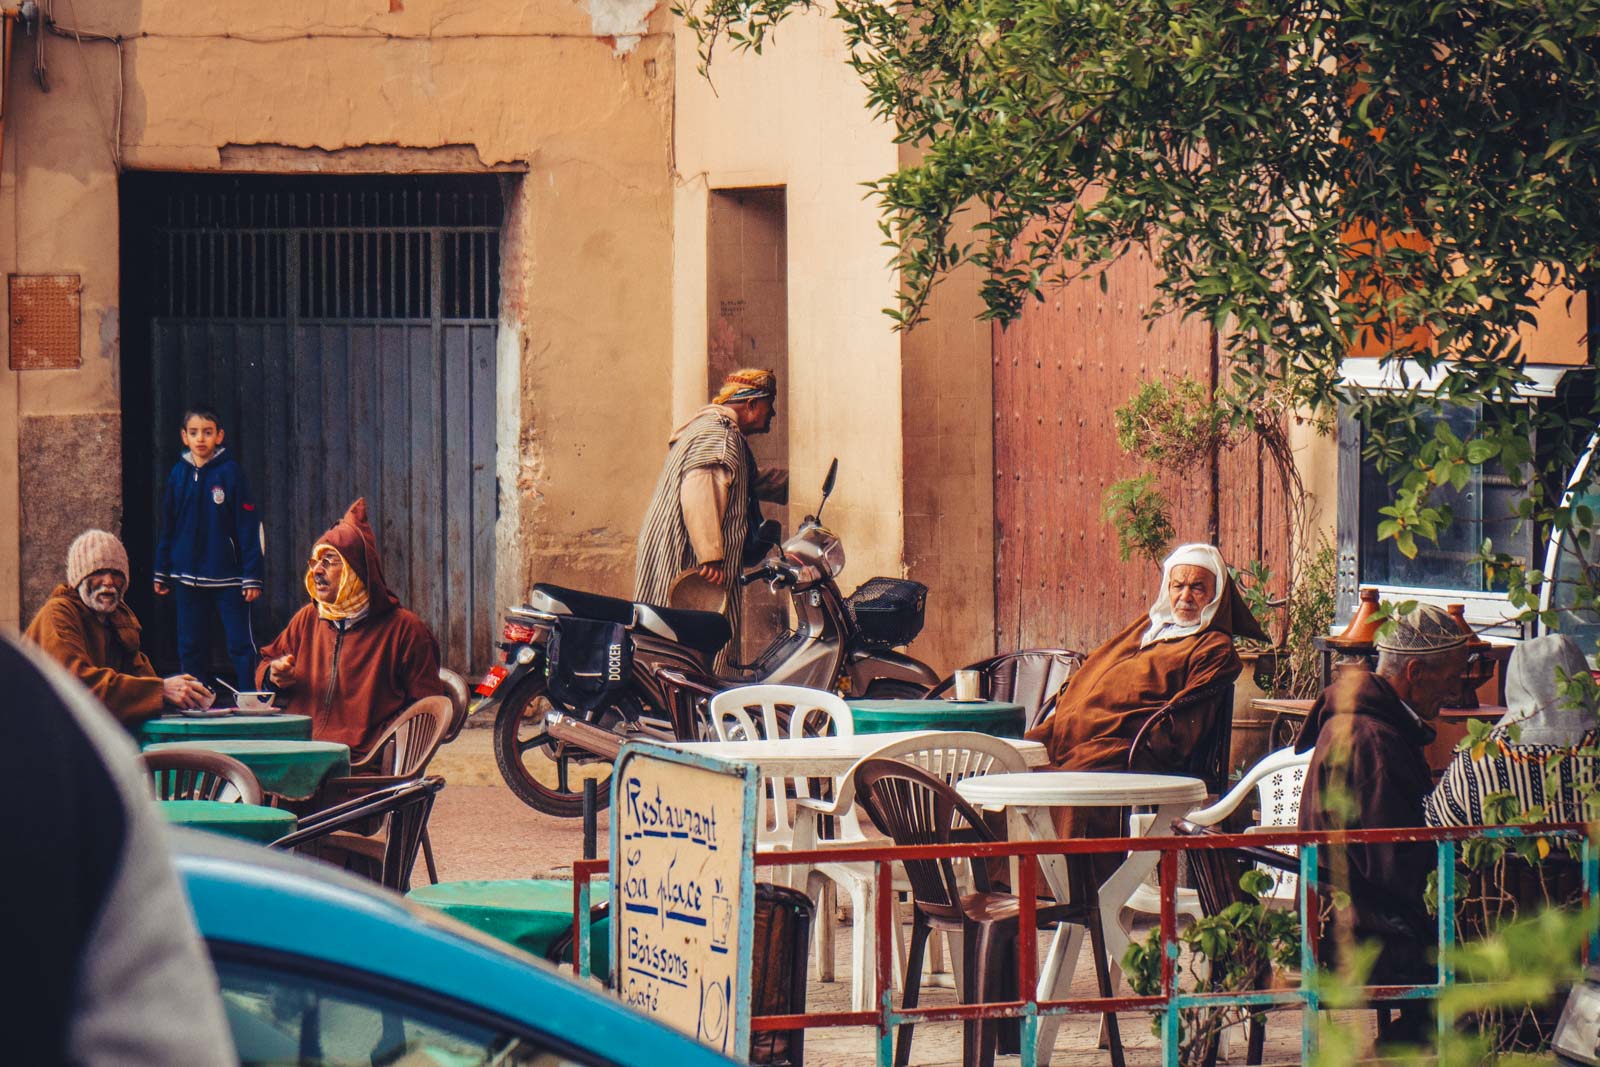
[317,498,401,617]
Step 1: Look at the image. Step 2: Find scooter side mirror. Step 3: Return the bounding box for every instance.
[816,458,838,524]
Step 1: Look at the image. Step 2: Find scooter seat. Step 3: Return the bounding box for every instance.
[632,603,732,656]
[526,583,635,625]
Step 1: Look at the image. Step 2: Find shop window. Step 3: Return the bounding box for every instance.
[1355,404,1535,595]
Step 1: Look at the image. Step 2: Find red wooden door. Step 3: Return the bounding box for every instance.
[992,247,1287,652]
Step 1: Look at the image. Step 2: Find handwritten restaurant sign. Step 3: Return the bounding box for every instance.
[612,743,757,1057]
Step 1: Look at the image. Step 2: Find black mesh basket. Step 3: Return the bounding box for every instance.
[846,577,928,649]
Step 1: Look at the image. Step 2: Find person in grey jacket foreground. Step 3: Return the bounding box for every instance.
[0,632,236,1065]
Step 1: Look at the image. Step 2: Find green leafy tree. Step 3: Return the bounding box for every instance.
[676,0,1600,596]
[674,1,1600,1057]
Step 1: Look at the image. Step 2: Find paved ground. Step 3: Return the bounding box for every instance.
[425,726,1367,1064]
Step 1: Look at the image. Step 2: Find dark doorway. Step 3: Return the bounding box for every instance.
[120,173,502,676]
[707,187,789,662]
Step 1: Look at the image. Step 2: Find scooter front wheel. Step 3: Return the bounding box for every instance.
[492,676,637,817]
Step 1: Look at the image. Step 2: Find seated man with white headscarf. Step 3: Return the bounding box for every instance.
[1425,633,1600,828]
[1028,543,1267,773]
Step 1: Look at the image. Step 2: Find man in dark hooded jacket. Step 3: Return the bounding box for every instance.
[1296,603,1469,1044]
[257,499,444,751]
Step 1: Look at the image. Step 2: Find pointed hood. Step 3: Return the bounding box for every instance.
[315,499,400,617]
[1294,668,1436,754]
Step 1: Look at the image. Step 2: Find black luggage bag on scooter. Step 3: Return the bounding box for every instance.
[546,616,633,711]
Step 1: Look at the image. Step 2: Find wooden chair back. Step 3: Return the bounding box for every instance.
[143,749,263,805]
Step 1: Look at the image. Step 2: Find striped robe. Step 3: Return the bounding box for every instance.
[1425,730,1600,827]
[634,407,752,670]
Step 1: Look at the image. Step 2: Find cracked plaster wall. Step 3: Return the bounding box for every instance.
[0,0,674,629]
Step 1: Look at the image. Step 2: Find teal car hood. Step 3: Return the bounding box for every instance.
[172,830,736,1067]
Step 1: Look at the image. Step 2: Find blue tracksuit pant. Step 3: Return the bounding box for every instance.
[172,583,258,691]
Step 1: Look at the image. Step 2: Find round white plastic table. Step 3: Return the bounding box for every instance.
[957,770,1208,1064]
[666,730,1049,779]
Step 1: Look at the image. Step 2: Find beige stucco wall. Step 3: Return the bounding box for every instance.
[672,10,905,606]
[0,0,676,632]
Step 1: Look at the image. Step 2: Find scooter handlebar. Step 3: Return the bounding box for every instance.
[739,560,793,587]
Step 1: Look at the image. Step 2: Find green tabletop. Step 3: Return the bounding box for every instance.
[846,699,1027,737]
[158,800,298,844]
[144,739,350,799]
[408,879,612,975]
[136,713,312,746]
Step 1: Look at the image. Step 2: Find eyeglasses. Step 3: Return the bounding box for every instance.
[309,555,341,572]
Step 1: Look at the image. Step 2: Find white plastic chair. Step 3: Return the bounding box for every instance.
[1238,748,1310,903]
[1120,746,1309,1059]
[1122,746,1312,921]
[792,731,1031,1011]
[708,684,853,853]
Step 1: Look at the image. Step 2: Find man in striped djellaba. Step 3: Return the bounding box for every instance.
[633,369,787,671]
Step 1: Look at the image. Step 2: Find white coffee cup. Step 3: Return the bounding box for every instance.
[953,669,983,702]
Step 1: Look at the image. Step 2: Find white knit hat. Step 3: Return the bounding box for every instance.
[66,529,129,588]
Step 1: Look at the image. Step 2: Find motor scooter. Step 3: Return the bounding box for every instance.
[473,460,939,816]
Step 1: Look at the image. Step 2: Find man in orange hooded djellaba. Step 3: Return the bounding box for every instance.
[258,499,445,751]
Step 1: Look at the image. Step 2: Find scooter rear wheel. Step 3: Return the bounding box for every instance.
[492,676,639,817]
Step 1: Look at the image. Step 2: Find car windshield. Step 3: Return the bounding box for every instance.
[215,956,597,1067]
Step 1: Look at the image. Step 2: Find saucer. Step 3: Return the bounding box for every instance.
[179,707,237,718]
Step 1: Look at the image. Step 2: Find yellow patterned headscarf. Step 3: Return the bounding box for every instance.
[712,368,777,405]
[305,544,371,621]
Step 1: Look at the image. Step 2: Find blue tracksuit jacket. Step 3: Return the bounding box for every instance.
[154,448,265,589]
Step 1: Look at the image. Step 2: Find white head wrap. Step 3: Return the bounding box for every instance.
[1140,543,1228,647]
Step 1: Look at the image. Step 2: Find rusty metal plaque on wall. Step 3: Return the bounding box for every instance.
[9,274,81,369]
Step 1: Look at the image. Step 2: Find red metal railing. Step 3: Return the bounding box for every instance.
[572,822,1597,1066]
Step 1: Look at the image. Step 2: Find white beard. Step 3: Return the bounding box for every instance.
[78,580,123,616]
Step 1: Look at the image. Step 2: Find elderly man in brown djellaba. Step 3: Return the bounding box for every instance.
[24,529,215,724]
[1029,542,1267,775]
[258,499,445,752]
[634,368,788,669]
[1296,604,1470,1047]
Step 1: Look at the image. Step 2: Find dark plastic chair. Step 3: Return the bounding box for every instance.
[853,758,1124,1067]
[273,777,443,892]
[143,749,263,805]
[1128,681,1237,794]
[318,697,453,884]
[1170,819,1301,1065]
[929,648,1086,733]
[654,665,725,741]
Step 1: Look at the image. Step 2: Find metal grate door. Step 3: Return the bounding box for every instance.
[132,175,501,673]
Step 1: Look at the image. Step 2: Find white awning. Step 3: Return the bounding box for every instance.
[1339,358,1573,398]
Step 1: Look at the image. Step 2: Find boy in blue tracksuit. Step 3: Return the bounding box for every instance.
[153,404,265,691]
